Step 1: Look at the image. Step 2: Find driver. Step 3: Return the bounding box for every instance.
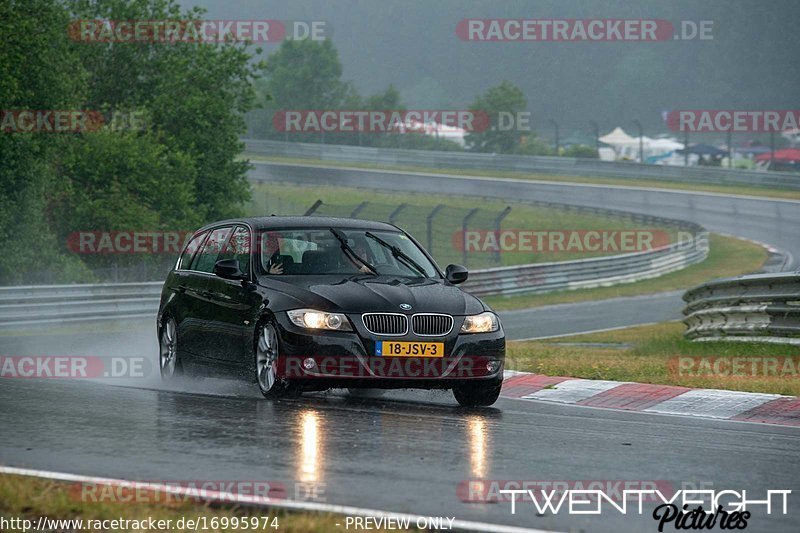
[349,238,374,274]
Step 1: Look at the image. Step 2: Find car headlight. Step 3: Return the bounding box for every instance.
[460,312,499,334]
[287,309,353,331]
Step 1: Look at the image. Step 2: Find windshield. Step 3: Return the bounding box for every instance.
[258,228,439,278]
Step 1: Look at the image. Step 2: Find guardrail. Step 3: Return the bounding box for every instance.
[464,233,708,297]
[0,233,708,327]
[243,139,800,191]
[0,282,162,328]
[682,272,800,344]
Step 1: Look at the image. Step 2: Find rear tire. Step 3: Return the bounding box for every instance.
[159,317,182,380]
[453,378,502,407]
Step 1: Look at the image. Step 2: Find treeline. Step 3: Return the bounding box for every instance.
[0,0,263,284]
[246,39,595,157]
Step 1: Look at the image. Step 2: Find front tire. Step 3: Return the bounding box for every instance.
[453,378,502,407]
[256,322,294,399]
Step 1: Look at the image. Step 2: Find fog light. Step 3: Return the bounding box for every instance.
[486,361,501,373]
[303,358,316,370]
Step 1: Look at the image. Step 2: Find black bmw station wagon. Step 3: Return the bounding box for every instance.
[156,216,505,406]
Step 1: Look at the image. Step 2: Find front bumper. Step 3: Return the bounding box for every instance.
[273,312,505,391]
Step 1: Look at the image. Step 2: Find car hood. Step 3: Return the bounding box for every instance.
[260,275,485,315]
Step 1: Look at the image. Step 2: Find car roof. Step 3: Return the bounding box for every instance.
[196,216,399,233]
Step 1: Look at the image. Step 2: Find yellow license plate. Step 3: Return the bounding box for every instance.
[376,341,444,357]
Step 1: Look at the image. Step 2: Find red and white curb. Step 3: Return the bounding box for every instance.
[501,372,800,427]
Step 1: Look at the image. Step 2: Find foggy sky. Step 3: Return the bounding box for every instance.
[189,0,799,139]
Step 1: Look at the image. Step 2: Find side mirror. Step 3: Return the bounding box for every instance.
[213,259,245,280]
[445,264,468,285]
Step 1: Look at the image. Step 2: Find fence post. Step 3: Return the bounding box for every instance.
[492,206,512,266]
[304,199,323,216]
[388,203,407,225]
[350,201,369,218]
[461,208,480,267]
[426,204,445,254]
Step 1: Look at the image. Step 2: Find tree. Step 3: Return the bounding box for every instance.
[69,0,262,220]
[257,39,348,143]
[0,0,265,283]
[466,81,528,154]
[263,39,347,110]
[50,131,199,279]
[0,0,90,284]
[250,39,463,151]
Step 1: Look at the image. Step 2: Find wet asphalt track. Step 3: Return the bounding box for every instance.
[2,166,800,532]
[1,361,799,533]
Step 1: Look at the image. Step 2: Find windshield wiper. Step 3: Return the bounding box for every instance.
[364,231,428,278]
[329,228,379,275]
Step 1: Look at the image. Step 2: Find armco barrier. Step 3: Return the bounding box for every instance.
[464,234,708,297]
[243,139,800,191]
[683,272,800,344]
[0,282,162,327]
[0,233,708,327]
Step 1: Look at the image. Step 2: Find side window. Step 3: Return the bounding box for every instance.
[177,231,207,270]
[191,226,233,273]
[220,225,251,276]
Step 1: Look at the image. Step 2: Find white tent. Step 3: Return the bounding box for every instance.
[646,138,687,166]
[598,127,637,147]
[599,127,643,160]
[648,138,684,151]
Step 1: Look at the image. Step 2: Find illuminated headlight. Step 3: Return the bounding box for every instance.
[287,309,352,331]
[460,312,499,334]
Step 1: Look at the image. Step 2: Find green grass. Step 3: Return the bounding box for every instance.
[245,154,800,202]
[0,474,406,533]
[484,233,767,310]
[248,182,681,270]
[508,322,800,396]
